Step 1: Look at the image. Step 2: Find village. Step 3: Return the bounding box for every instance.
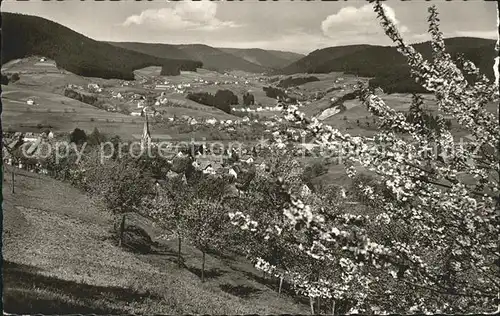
[2,56,366,189]
[3,0,498,313]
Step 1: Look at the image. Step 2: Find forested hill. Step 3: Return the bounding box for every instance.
[1,13,202,80]
[217,47,304,70]
[174,44,270,73]
[278,38,496,93]
[109,42,270,73]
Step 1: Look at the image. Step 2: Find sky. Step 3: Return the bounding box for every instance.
[2,0,498,54]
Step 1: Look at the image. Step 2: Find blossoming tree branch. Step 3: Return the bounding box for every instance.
[230,0,499,313]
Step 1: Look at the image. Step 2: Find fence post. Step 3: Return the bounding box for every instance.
[309,297,315,315]
[11,167,15,194]
[278,276,283,296]
[118,214,126,247]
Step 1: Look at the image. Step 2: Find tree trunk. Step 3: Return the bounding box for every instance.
[278,276,283,296]
[331,299,336,316]
[309,297,315,315]
[316,271,321,314]
[11,168,15,194]
[118,214,126,247]
[177,234,182,268]
[201,250,206,283]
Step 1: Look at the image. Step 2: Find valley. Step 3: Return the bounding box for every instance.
[2,4,498,315]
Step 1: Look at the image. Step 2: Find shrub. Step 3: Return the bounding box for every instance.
[263,86,287,99]
[64,87,98,105]
[277,76,320,88]
[186,90,237,114]
[10,73,20,83]
[87,127,107,146]
[69,128,87,145]
[243,92,255,106]
[114,212,156,253]
[1,74,9,85]
[263,86,297,103]
[214,89,237,113]
[187,92,215,107]
[302,161,328,185]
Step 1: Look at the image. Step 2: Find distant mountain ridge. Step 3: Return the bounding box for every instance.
[106,42,189,61]
[217,48,304,69]
[279,38,496,93]
[4,11,492,93]
[108,42,304,73]
[1,12,303,78]
[174,44,269,73]
[279,44,373,75]
[1,13,202,80]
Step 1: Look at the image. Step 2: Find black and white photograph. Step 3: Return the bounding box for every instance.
[1,0,499,314]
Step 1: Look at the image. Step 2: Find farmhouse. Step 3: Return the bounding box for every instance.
[132,94,145,100]
[374,87,384,95]
[26,98,35,105]
[300,184,312,197]
[23,133,39,143]
[87,83,102,93]
[25,137,42,156]
[130,111,142,117]
[155,85,169,90]
[228,168,238,178]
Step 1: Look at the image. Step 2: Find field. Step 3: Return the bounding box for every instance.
[2,167,311,314]
[2,85,145,136]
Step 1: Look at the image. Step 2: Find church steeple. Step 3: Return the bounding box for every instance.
[141,109,151,151]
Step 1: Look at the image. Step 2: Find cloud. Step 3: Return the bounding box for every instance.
[123,2,240,31]
[452,30,498,39]
[321,4,410,45]
[213,32,333,54]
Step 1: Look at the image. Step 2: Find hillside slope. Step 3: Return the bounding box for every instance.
[279,44,372,75]
[2,167,309,314]
[108,42,270,74]
[265,50,306,64]
[279,38,496,93]
[175,44,269,73]
[1,13,202,80]
[107,42,189,60]
[218,48,304,69]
